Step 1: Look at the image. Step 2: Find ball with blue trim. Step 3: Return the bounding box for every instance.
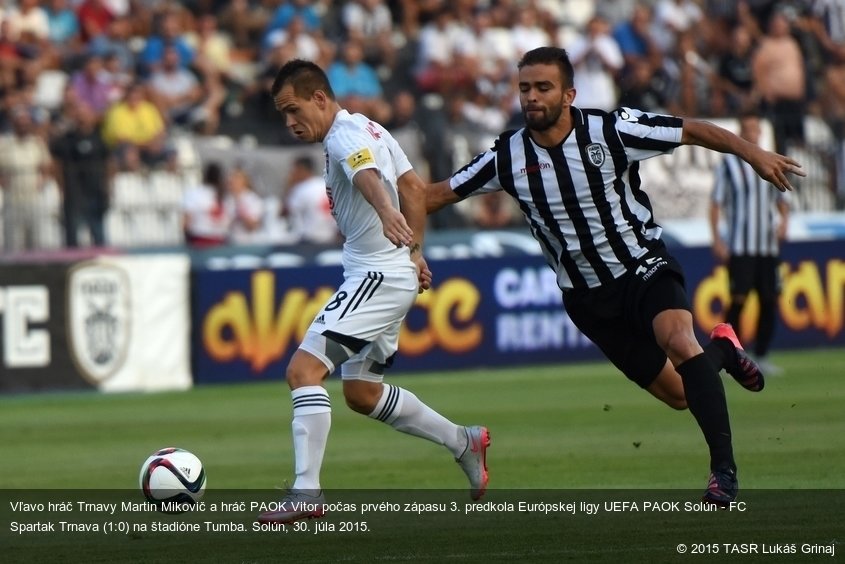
[139,447,206,508]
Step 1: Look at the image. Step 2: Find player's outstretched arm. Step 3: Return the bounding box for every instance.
[352,168,413,247]
[425,179,461,214]
[681,118,806,192]
[398,170,432,292]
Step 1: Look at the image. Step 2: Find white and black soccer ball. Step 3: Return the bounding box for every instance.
[139,447,206,507]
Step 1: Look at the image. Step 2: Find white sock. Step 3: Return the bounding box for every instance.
[290,386,331,492]
[368,384,466,457]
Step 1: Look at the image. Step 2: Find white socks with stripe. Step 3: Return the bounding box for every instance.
[368,384,465,457]
[290,386,331,492]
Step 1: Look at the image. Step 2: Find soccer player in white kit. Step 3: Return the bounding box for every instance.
[257,60,490,525]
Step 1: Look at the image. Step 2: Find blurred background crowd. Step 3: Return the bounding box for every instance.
[1,0,844,252]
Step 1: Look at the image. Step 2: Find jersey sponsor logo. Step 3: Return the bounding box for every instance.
[585,143,605,167]
[366,121,382,140]
[325,186,336,215]
[67,261,131,384]
[346,147,375,171]
[634,256,668,281]
[519,162,551,175]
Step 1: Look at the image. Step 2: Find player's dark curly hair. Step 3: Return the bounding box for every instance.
[517,47,575,89]
[271,59,336,100]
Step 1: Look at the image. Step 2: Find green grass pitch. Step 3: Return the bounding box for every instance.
[2,348,843,562]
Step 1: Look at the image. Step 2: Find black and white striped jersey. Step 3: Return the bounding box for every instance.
[449,106,683,290]
[712,153,787,257]
[813,0,845,45]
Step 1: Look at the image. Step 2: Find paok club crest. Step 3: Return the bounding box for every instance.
[585,143,606,167]
[67,261,131,384]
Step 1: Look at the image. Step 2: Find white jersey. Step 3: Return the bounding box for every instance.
[323,109,414,273]
[181,183,231,241]
[286,175,337,244]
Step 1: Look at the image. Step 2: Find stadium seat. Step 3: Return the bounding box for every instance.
[157,208,185,245]
[38,180,63,249]
[149,171,185,206]
[105,209,129,246]
[112,172,152,210]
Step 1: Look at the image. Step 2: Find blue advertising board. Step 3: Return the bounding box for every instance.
[191,255,596,384]
[686,240,845,349]
[191,240,845,385]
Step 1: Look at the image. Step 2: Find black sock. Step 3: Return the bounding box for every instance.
[676,353,735,472]
[726,302,742,331]
[755,297,777,357]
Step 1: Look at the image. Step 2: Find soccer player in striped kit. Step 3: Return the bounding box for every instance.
[426,47,804,505]
[710,113,790,375]
[258,60,489,525]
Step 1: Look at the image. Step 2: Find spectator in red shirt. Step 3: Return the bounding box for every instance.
[77,0,114,42]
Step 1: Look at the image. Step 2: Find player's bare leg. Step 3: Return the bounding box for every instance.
[647,360,687,410]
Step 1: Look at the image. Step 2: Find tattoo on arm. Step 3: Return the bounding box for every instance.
[409,243,421,255]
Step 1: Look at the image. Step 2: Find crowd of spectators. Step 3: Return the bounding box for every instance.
[1,0,844,250]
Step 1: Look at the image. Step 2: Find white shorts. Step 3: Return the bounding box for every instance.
[299,269,417,380]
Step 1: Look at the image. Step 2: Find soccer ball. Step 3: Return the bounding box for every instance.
[139,447,206,507]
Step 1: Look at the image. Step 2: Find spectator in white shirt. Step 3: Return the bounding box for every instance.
[225,166,265,245]
[4,0,50,41]
[284,155,338,245]
[148,45,204,126]
[416,7,475,93]
[651,0,704,54]
[568,15,625,111]
[182,162,231,247]
[342,0,394,67]
[511,6,552,57]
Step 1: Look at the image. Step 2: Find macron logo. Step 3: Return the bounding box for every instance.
[519,162,551,175]
[635,257,668,280]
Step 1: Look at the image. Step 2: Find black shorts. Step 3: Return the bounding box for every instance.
[768,100,807,153]
[562,244,690,389]
[728,255,780,298]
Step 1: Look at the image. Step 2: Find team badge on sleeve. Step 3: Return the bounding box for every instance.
[346,148,375,171]
[586,143,605,167]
